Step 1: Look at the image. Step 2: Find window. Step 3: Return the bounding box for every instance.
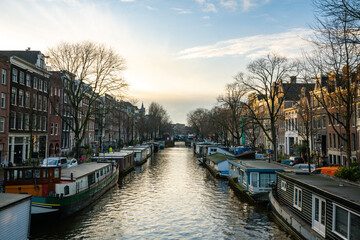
[44,81,48,93]
[24,114,29,130]
[19,71,24,84]
[39,79,43,91]
[38,95,42,111]
[12,68,18,82]
[293,186,302,210]
[1,69,6,85]
[33,77,38,89]
[38,115,41,131]
[25,92,30,108]
[259,173,276,188]
[18,90,24,107]
[333,204,360,239]
[281,180,287,191]
[10,112,16,129]
[11,88,17,105]
[54,168,59,178]
[26,74,31,86]
[0,117,4,132]
[17,113,23,130]
[42,116,46,131]
[1,93,5,108]
[55,123,58,135]
[33,94,37,110]
[322,116,326,129]
[43,96,47,111]
[32,115,36,130]
[50,123,54,135]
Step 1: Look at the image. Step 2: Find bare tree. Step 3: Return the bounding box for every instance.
[217,82,247,146]
[148,102,172,139]
[235,54,301,161]
[47,41,128,159]
[187,108,212,140]
[305,0,360,167]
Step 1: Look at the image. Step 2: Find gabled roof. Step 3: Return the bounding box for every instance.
[207,153,236,164]
[281,83,315,101]
[0,50,41,65]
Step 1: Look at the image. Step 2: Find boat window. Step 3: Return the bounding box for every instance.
[100,169,103,176]
[97,172,99,178]
[25,170,32,179]
[54,168,59,178]
[88,173,95,185]
[6,171,10,181]
[14,170,18,180]
[64,185,70,195]
[34,169,40,178]
[19,170,22,179]
[43,169,48,178]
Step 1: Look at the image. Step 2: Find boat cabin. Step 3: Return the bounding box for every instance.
[92,151,135,172]
[228,160,296,201]
[4,166,61,196]
[206,154,236,177]
[272,172,360,239]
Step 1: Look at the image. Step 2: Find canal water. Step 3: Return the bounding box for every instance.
[30,142,292,239]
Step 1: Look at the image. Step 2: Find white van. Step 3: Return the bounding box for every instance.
[41,157,68,168]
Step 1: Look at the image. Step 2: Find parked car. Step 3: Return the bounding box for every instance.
[67,158,78,168]
[312,166,340,176]
[40,157,68,168]
[280,159,295,166]
[289,156,304,164]
[293,163,316,172]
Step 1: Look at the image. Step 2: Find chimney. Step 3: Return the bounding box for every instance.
[290,76,296,84]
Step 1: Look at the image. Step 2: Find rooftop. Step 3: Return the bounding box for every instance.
[229,160,298,171]
[61,162,111,180]
[279,172,360,206]
[208,154,236,164]
[0,193,31,210]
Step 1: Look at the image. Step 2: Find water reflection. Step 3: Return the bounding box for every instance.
[30,142,291,240]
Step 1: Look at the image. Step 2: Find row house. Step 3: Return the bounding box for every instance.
[0,50,144,165]
[247,68,360,166]
[0,50,50,164]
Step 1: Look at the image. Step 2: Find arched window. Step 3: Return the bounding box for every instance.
[64,185,70,195]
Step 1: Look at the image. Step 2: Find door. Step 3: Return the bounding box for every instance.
[250,172,259,188]
[312,195,326,237]
[14,145,23,165]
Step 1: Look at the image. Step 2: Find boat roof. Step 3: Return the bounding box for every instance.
[228,160,297,172]
[278,172,360,206]
[95,152,134,158]
[207,153,236,164]
[61,162,111,180]
[0,193,32,210]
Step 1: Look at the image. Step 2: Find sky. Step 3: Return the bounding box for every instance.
[0,0,315,124]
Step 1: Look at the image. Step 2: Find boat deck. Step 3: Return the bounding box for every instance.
[61,162,112,180]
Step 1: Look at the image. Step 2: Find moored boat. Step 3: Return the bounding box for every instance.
[3,162,119,221]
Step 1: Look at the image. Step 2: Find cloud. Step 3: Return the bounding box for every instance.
[195,0,217,13]
[146,5,156,11]
[202,16,210,20]
[220,0,238,10]
[177,28,313,59]
[171,8,192,14]
[240,0,270,11]
[120,0,136,2]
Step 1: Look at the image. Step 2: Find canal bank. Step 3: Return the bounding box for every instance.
[30,142,291,239]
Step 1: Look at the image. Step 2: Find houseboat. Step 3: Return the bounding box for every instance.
[4,162,118,220]
[92,151,135,176]
[205,153,236,178]
[0,193,32,239]
[270,171,360,240]
[228,160,296,202]
[122,146,149,165]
